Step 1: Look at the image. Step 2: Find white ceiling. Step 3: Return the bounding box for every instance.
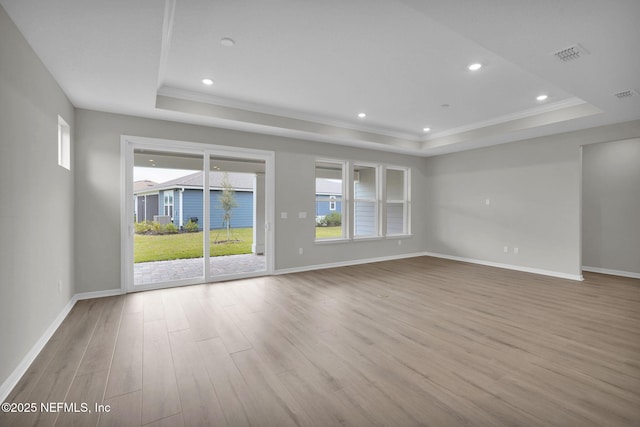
[2,0,639,156]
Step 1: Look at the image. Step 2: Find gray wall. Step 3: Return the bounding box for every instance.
[2,0,639,397]
[74,109,427,293]
[423,121,640,277]
[582,138,640,274]
[0,5,75,388]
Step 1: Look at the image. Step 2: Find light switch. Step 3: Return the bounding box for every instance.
[298,211,307,219]
[280,212,288,219]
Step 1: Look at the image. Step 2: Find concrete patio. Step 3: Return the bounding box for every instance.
[134,253,266,285]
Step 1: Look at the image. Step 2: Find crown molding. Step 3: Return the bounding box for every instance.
[157,85,420,141]
[423,97,587,142]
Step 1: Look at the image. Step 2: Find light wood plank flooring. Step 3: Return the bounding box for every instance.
[2,256,639,426]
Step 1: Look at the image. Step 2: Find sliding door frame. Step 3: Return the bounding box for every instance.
[120,135,275,293]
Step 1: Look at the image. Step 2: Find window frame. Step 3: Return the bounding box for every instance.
[57,115,71,170]
[163,190,174,220]
[314,158,412,244]
[314,159,348,242]
[352,162,380,239]
[384,166,411,236]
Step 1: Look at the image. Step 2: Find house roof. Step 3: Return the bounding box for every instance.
[133,180,158,192]
[135,171,342,195]
[135,171,254,194]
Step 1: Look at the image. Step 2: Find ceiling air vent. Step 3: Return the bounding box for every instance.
[554,44,588,62]
[613,89,638,99]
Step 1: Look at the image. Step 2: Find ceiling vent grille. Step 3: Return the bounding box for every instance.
[554,44,588,62]
[613,89,638,99]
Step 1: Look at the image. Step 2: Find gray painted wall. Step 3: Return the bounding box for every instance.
[0,5,75,388]
[582,138,640,274]
[2,0,639,398]
[423,121,640,277]
[73,109,427,293]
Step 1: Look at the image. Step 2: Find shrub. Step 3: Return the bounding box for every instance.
[151,221,164,234]
[184,220,199,233]
[325,212,342,226]
[165,223,178,234]
[134,221,153,234]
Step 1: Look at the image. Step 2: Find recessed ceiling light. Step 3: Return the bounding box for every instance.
[358,112,366,118]
[220,37,235,47]
[468,63,482,71]
[202,78,214,86]
[423,127,431,132]
[148,159,154,162]
[536,94,548,101]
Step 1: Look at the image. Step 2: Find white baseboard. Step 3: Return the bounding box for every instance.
[0,296,75,402]
[274,252,425,275]
[0,288,122,403]
[75,288,123,300]
[1,250,590,403]
[582,266,640,279]
[423,252,584,281]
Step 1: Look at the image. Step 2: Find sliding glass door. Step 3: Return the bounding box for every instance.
[208,155,267,276]
[122,137,273,292]
[132,149,204,287]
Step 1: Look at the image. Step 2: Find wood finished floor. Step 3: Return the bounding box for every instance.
[2,256,639,426]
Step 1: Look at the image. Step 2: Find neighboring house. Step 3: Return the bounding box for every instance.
[135,173,343,229]
[134,172,254,230]
[134,180,160,224]
[315,178,343,217]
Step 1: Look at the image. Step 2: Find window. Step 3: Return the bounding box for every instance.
[315,161,345,240]
[163,190,174,220]
[353,163,379,237]
[315,159,410,242]
[385,167,410,235]
[57,115,70,170]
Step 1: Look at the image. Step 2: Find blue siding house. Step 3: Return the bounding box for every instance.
[134,171,254,230]
[136,172,344,230]
[315,178,343,218]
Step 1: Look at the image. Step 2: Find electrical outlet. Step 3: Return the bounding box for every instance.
[299,247,303,255]
[503,246,509,253]
[280,212,288,219]
[485,198,490,205]
[398,240,402,246]
[513,247,519,255]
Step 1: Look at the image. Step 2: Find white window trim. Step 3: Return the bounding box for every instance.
[163,190,174,220]
[57,115,71,170]
[384,166,411,237]
[315,159,348,241]
[314,159,412,244]
[353,162,380,239]
[121,135,275,293]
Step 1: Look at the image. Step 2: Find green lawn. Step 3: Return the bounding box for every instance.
[134,227,253,263]
[315,226,343,239]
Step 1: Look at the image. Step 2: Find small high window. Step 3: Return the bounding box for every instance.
[58,115,70,170]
